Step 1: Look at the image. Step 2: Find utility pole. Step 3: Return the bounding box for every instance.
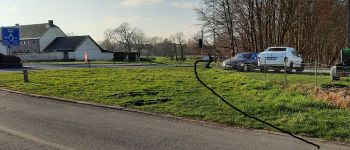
[201,28,204,57]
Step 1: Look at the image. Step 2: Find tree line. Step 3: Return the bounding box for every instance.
[100,22,190,61]
[196,0,347,65]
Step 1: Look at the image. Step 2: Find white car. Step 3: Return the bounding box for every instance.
[258,47,304,72]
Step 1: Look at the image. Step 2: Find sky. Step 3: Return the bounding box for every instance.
[0,0,201,42]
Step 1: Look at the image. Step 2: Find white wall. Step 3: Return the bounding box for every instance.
[101,52,114,60]
[0,44,7,55]
[16,52,64,61]
[39,27,66,51]
[15,37,113,61]
[74,38,113,60]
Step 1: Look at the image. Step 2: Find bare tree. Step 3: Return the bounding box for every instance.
[197,0,347,65]
[99,39,115,51]
[147,36,163,57]
[103,22,150,61]
[169,35,178,61]
[175,32,186,61]
[195,0,237,57]
[116,23,136,53]
[132,29,147,54]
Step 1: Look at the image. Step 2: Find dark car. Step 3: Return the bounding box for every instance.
[222,52,258,71]
[0,53,22,68]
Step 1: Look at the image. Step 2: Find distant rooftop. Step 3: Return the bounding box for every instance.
[44,36,106,52]
[0,20,59,40]
[44,36,90,52]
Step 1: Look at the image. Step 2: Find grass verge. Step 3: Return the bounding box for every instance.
[0,67,349,143]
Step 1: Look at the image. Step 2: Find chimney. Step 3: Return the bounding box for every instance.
[48,20,54,27]
[15,23,19,26]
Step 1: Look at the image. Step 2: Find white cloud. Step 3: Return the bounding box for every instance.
[170,1,198,9]
[9,6,18,12]
[120,0,163,7]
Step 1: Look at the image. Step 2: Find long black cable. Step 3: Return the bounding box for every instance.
[194,60,320,149]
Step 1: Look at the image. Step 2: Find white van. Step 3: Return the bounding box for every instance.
[258,47,304,72]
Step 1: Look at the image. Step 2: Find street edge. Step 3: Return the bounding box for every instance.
[1,88,349,148]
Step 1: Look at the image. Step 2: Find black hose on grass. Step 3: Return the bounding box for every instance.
[194,60,320,149]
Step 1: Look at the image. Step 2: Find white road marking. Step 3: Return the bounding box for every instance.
[0,124,74,150]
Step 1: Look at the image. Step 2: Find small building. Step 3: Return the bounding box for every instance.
[0,20,113,61]
[1,20,66,54]
[44,36,113,61]
[112,52,140,62]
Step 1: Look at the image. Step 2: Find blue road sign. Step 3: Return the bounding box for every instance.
[2,27,20,46]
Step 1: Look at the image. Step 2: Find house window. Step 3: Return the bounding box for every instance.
[32,41,36,45]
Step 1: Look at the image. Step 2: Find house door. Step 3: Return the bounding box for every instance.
[63,52,69,61]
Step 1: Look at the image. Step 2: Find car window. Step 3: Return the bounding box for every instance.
[234,53,251,60]
[268,48,286,51]
[241,54,250,59]
[292,50,299,57]
[233,54,241,60]
[250,53,258,60]
[233,54,242,60]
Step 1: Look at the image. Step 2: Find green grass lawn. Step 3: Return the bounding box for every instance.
[25,56,199,66]
[26,60,149,65]
[0,67,349,142]
[152,56,199,65]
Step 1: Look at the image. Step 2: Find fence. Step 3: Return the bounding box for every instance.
[218,62,340,90]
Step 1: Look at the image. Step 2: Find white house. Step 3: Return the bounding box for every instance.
[0,20,113,61]
[44,36,113,60]
[0,44,7,55]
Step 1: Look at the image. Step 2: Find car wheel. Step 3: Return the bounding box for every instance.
[242,65,249,72]
[285,68,292,73]
[296,68,304,73]
[296,63,305,73]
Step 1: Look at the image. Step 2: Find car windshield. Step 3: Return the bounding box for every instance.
[233,53,250,60]
[250,53,258,60]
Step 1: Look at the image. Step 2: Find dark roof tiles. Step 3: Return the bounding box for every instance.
[44,36,89,52]
[17,23,57,39]
[0,23,58,40]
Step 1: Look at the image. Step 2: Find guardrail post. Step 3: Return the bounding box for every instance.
[315,62,318,89]
[23,69,29,83]
[284,57,288,87]
[264,57,267,80]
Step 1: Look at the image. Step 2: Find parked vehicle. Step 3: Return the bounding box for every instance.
[0,53,22,68]
[330,48,350,81]
[258,47,304,73]
[222,52,258,72]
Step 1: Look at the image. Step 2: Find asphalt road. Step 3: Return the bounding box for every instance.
[0,90,349,150]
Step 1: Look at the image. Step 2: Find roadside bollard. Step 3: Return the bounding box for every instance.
[23,69,29,83]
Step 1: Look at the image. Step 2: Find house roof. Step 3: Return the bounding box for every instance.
[44,36,89,52]
[0,23,58,40]
[44,36,108,52]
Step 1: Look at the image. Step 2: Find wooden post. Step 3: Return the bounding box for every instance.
[23,69,29,83]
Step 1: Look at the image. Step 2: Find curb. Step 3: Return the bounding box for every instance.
[0,88,178,120]
[1,88,350,148]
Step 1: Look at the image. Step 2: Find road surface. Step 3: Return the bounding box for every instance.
[0,90,348,150]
